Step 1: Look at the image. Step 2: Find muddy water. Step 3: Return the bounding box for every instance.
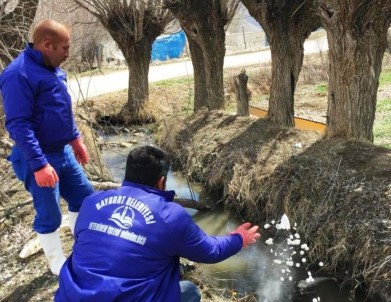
[100,135,374,302]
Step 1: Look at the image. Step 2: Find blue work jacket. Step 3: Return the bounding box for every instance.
[55,181,243,302]
[0,44,79,171]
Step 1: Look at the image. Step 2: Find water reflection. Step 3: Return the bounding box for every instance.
[171,176,371,302]
[100,142,372,302]
[193,206,363,302]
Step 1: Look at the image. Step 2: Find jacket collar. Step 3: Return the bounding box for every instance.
[25,43,56,71]
[121,181,176,201]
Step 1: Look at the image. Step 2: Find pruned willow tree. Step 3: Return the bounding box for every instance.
[240,0,320,127]
[164,0,239,111]
[319,0,391,142]
[0,0,39,136]
[73,0,175,124]
[0,0,39,65]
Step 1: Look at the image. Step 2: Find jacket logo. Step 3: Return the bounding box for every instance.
[109,206,135,229]
[95,195,156,225]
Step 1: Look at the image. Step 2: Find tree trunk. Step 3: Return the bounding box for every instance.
[240,0,321,127]
[203,34,226,110]
[126,43,151,115]
[234,70,250,116]
[326,33,382,141]
[165,0,237,111]
[74,1,174,125]
[116,39,154,124]
[319,0,391,141]
[187,39,208,110]
[180,15,226,111]
[267,26,305,127]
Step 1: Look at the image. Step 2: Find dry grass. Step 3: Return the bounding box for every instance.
[299,54,329,85]
[1,46,390,302]
[158,109,391,302]
[153,54,391,301]
[181,258,257,302]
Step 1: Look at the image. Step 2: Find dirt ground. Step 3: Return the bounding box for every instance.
[0,55,390,302]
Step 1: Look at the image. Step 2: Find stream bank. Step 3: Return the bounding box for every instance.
[0,89,389,301]
[157,108,391,302]
[98,132,372,302]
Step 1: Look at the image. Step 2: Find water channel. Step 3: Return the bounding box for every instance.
[99,131,374,302]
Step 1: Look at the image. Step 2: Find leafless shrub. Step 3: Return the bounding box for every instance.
[0,0,38,67]
[299,55,329,85]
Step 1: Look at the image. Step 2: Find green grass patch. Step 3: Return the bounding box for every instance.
[374,98,391,148]
[314,83,328,94]
[376,98,391,111]
[379,69,391,86]
[154,76,193,88]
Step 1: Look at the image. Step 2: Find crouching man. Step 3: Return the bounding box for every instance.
[55,145,260,301]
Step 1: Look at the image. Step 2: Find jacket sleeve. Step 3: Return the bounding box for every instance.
[175,210,243,263]
[61,70,80,142]
[2,71,48,171]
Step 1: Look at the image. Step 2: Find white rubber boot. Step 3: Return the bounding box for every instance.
[68,211,79,236]
[37,231,66,276]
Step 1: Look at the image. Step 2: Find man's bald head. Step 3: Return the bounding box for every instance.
[33,19,70,45]
[32,19,71,68]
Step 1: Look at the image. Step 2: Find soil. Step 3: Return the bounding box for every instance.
[1,55,390,302]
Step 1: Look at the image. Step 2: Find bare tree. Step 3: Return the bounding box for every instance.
[240,0,320,127]
[319,0,391,142]
[0,0,39,66]
[73,0,175,124]
[34,0,109,73]
[0,0,39,136]
[164,0,239,111]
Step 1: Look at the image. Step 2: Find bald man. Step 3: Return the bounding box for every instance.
[0,19,94,275]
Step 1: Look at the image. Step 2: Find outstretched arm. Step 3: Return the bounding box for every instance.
[176,214,260,263]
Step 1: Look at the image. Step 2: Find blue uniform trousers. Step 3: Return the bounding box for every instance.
[8,145,94,233]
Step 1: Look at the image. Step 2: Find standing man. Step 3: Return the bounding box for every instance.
[55,145,260,302]
[0,19,94,275]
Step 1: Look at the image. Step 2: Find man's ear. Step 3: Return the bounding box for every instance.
[156,176,166,190]
[42,39,49,49]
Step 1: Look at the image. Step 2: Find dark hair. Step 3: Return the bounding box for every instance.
[124,145,170,187]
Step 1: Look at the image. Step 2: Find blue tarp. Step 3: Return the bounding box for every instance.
[151,31,186,62]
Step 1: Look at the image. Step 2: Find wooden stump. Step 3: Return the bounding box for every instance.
[234,69,250,116]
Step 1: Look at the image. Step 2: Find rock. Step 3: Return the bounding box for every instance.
[19,237,41,259]
[4,219,13,227]
[19,215,70,259]
[119,142,133,148]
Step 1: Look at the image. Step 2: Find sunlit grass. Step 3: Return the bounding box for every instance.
[314,83,328,94]
[374,98,391,148]
[379,69,391,86]
[153,76,193,88]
